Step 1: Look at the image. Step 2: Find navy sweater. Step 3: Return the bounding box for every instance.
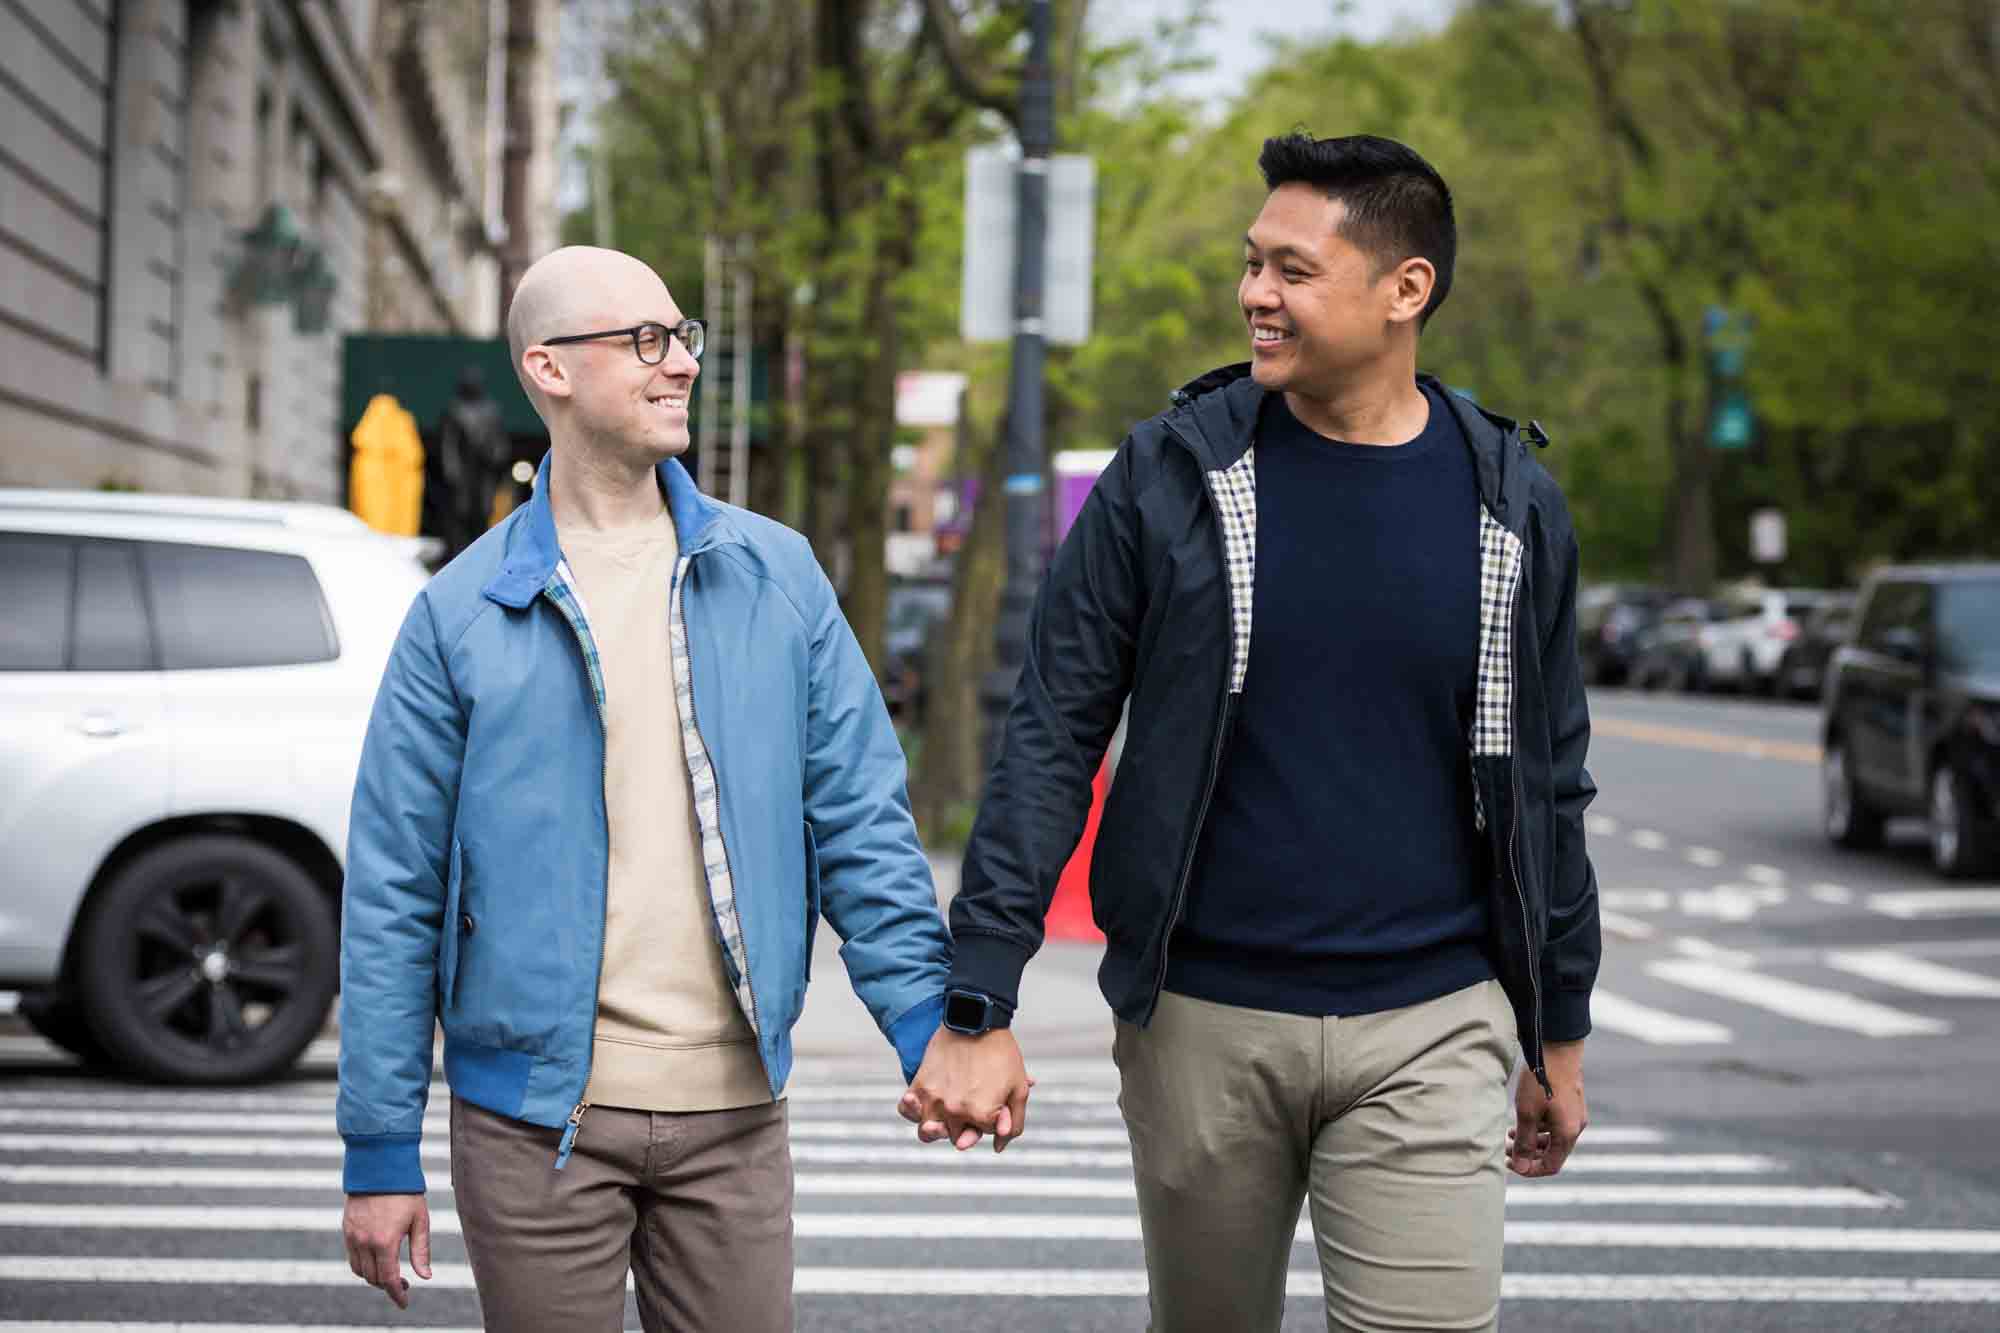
[1164,382,1492,1017]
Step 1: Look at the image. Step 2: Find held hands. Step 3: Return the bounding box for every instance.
[1508,1038,1588,1178]
[342,1192,432,1309]
[899,1027,1033,1153]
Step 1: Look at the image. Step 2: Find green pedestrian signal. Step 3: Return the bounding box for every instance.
[1710,388,1754,450]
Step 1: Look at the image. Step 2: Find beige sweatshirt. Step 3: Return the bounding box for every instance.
[558,510,769,1112]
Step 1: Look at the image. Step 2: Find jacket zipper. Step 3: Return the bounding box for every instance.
[1147,423,1241,1018]
[673,555,764,1046]
[545,570,611,1170]
[1500,507,1552,1099]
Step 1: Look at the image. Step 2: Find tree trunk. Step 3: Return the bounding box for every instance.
[748,276,793,524]
[801,332,850,573]
[843,188,922,675]
[915,409,1010,836]
[1640,280,1716,593]
[1664,399,1717,594]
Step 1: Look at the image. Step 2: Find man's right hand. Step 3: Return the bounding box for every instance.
[343,1192,431,1309]
[900,1027,1031,1153]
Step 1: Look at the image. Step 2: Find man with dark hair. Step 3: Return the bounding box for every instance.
[905,133,1600,1330]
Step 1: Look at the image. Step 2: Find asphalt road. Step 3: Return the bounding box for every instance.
[2,685,1998,1330]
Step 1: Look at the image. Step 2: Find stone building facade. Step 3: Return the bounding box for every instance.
[0,0,557,501]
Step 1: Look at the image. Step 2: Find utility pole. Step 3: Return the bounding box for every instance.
[498,0,540,320]
[979,0,1052,773]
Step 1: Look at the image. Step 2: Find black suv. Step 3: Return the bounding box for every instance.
[1822,564,2000,877]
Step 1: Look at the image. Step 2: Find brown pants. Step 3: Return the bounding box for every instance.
[1115,980,1517,1333]
[450,1095,793,1333]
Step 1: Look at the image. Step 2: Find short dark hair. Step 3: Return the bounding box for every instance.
[1257,132,1456,327]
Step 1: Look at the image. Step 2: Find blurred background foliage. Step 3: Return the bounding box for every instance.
[571,0,1999,828]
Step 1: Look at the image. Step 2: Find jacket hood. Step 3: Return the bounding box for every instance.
[1165,361,1549,516]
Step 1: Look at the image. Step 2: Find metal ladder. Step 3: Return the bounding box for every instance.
[697,235,752,508]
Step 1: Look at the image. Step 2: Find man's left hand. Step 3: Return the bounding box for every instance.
[1509,1038,1587,1177]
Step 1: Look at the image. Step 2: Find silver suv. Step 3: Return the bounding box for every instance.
[0,490,430,1082]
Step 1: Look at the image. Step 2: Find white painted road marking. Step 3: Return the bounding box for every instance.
[1589,991,1733,1045]
[1600,889,1672,912]
[0,1163,1877,1206]
[1868,890,2000,921]
[0,1206,1979,1253]
[1598,911,1657,940]
[0,1134,1765,1174]
[1646,959,1953,1038]
[0,1260,1992,1302]
[1811,882,1856,905]
[1679,884,1784,922]
[1822,951,2000,999]
[1630,829,1669,851]
[1683,846,1724,868]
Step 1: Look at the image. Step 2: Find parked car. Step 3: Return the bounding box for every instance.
[1774,594,1857,700]
[1629,598,1731,692]
[1577,583,1668,686]
[1701,587,1837,693]
[0,490,430,1082]
[1822,563,2000,878]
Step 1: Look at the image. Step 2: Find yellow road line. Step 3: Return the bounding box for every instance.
[1592,716,1821,765]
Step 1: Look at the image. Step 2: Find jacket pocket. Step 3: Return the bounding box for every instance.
[440,840,466,1010]
[802,820,822,983]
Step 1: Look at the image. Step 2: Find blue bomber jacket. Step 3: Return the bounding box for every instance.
[337,454,950,1193]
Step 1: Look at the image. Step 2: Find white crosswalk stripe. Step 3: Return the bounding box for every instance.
[1821,951,2000,998]
[1550,935,2000,1048]
[1588,990,1733,1045]
[1644,958,1955,1037]
[0,1069,1993,1326]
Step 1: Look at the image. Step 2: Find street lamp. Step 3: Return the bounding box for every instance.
[293,250,337,334]
[229,204,306,307]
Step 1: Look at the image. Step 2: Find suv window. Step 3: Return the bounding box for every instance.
[1858,581,1927,653]
[73,540,154,670]
[143,543,338,669]
[1937,578,2000,674]
[0,533,74,670]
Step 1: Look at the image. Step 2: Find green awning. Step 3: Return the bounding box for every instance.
[342,335,546,438]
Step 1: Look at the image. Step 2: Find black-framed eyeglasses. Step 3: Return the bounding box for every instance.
[541,319,704,365]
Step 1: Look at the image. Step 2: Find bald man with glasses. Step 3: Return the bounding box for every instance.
[337,246,952,1330]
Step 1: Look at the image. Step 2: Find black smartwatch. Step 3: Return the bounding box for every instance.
[942,987,1014,1035]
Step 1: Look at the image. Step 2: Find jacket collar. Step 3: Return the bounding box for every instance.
[481,452,740,608]
[1166,361,1535,515]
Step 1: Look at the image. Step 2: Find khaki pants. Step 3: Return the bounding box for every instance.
[449,1095,792,1333]
[1115,980,1517,1333]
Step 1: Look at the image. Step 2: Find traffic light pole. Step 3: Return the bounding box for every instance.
[980,0,1052,775]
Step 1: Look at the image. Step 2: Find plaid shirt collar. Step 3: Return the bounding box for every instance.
[482,452,740,608]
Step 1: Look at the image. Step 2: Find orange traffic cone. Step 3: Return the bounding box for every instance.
[1047,760,1108,944]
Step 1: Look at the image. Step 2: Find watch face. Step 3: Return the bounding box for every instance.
[944,992,988,1033]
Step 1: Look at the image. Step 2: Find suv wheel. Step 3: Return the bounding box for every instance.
[17,991,109,1066]
[1931,764,1998,879]
[75,835,338,1084]
[1824,740,1885,849]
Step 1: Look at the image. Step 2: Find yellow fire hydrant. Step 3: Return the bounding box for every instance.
[349,394,425,536]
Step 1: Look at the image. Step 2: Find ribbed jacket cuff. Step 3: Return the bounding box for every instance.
[947,931,1036,1015]
[342,1134,427,1195]
[1541,985,1593,1044]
